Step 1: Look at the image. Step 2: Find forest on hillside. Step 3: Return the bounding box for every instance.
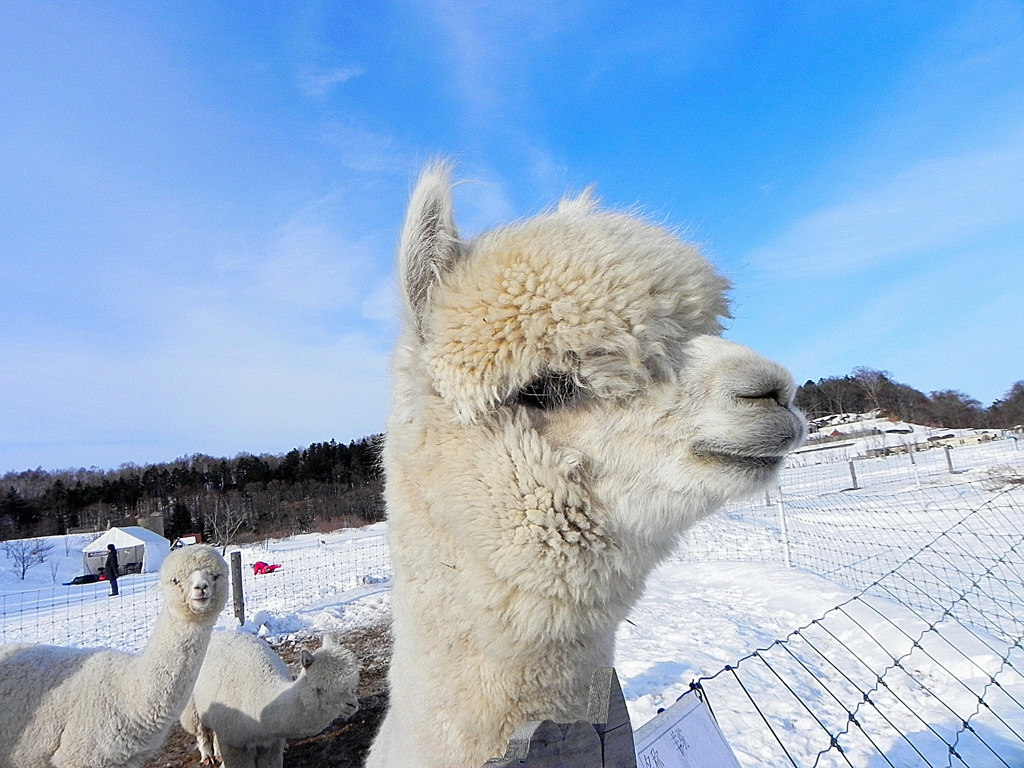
[795,369,1024,430]
[1,370,1022,545]
[0,437,383,545]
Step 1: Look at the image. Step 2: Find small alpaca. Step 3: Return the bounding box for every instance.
[0,545,228,768]
[180,631,359,768]
[366,163,807,767]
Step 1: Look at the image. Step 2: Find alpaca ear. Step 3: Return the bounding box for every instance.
[400,160,463,339]
[300,649,315,669]
[322,634,337,649]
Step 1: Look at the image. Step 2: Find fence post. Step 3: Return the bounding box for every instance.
[775,489,792,568]
[484,668,635,768]
[848,461,859,490]
[230,551,244,626]
[587,667,636,768]
[944,445,955,474]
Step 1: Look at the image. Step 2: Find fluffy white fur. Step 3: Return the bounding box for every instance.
[180,631,359,768]
[0,545,228,768]
[366,162,807,768]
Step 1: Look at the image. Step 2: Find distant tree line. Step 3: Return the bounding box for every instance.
[796,368,1024,430]
[0,436,384,544]
[2,371,1022,544]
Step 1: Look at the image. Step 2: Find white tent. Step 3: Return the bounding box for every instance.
[82,526,170,576]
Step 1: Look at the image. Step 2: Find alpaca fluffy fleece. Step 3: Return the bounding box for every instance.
[0,545,229,768]
[180,631,359,768]
[366,162,807,768]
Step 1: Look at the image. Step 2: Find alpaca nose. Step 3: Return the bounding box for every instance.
[733,371,795,409]
[737,385,788,408]
[343,693,359,716]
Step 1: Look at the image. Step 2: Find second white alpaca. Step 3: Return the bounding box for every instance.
[180,631,359,768]
[0,545,228,768]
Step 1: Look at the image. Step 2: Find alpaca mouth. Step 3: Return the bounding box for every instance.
[190,595,212,611]
[692,448,786,471]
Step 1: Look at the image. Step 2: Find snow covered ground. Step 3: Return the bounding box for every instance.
[2,425,1023,767]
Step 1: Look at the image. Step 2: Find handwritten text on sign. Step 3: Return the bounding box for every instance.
[633,693,741,768]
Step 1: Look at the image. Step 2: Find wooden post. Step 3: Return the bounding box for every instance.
[230,551,244,626]
[484,668,636,768]
[944,445,956,474]
[848,460,859,490]
[587,667,636,768]
[775,494,792,568]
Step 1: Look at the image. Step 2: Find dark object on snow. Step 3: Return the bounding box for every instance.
[253,561,282,575]
[64,574,101,586]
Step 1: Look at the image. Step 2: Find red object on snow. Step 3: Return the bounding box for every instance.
[253,561,282,575]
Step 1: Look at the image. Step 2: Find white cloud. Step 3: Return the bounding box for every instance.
[319,121,411,174]
[748,135,1024,278]
[298,66,365,98]
[422,0,575,121]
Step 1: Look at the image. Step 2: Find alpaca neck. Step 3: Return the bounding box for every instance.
[261,680,321,738]
[122,608,212,729]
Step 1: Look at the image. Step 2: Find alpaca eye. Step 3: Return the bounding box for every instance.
[515,372,579,410]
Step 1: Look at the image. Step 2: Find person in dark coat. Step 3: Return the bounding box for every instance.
[104,543,119,596]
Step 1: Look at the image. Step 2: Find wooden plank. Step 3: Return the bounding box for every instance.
[483,720,602,767]
[587,667,637,768]
[483,667,637,768]
[229,550,244,625]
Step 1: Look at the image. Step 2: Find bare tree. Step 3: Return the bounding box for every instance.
[2,538,55,580]
[204,494,251,554]
[852,367,891,414]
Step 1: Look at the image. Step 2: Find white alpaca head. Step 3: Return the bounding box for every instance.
[159,545,229,623]
[392,162,806,560]
[296,635,359,721]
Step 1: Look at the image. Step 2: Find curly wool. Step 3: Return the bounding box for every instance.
[367,162,806,768]
[0,545,228,768]
[180,631,359,768]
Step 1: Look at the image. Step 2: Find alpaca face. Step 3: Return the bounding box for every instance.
[297,643,360,721]
[160,545,229,621]
[394,163,805,552]
[537,334,804,550]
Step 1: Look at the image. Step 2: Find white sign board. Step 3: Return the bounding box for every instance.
[633,693,741,768]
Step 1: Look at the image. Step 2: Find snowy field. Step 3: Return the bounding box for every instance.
[2,425,1023,767]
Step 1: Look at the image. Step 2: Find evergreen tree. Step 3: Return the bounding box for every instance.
[988,381,1024,428]
[0,487,36,536]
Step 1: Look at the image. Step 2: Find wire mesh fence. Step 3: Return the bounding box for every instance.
[675,434,1024,767]
[2,433,1022,766]
[0,529,392,654]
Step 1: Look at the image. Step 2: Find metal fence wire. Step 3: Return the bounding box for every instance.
[677,435,1024,767]
[2,435,1022,767]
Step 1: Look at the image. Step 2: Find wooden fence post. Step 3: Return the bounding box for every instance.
[230,550,244,626]
[484,667,636,768]
[587,667,636,768]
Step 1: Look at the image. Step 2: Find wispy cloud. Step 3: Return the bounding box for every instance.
[297,65,365,98]
[422,0,574,121]
[748,135,1024,278]
[319,121,411,175]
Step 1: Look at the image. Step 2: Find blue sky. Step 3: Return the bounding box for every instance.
[2,1,1022,474]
